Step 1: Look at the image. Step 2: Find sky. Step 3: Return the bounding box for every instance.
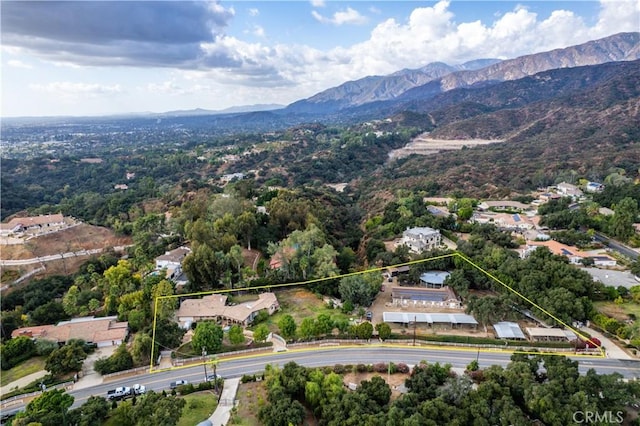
[1,0,639,117]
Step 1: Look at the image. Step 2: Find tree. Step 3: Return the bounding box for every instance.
[228,244,245,287]
[315,313,334,336]
[298,318,316,340]
[356,322,374,340]
[192,321,224,353]
[375,322,392,341]
[45,340,87,376]
[76,396,110,426]
[338,272,382,307]
[278,314,297,340]
[610,197,638,242]
[13,389,74,426]
[1,336,36,370]
[236,211,257,250]
[152,280,176,322]
[358,375,392,407]
[253,324,270,343]
[132,332,153,365]
[228,325,246,345]
[183,244,227,292]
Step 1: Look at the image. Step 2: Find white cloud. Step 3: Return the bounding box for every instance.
[248,8,259,17]
[29,82,122,98]
[253,25,266,38]
[7,59,32,69]
[310,0,325,7]
[312,7,368,25]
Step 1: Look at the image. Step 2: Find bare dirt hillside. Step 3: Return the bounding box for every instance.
[1,224,132,260]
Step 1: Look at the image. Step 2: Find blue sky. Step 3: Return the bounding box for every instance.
[1,0,638,117]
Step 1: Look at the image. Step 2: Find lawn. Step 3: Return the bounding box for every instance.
[0,356,46,387]
[264,288,352,332]
[595,301,640,322]
[177,391,218,426]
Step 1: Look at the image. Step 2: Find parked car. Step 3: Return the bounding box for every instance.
[205,374,222,382]
[132,384,146,395]
[365,311,373,321]
[107,386,131,400]
[170,379,188,389]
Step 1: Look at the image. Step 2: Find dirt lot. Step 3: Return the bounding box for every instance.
[0,224,132,284]
[1,223,131,260]
[387,135,504,160]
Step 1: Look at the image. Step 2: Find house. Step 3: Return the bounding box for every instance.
[221,172,245,183]
[586,182,605,193]
[0,214,66,237]
[478,200,530,211]
[11,316,128,348]
[155,246,191,281]
[523,240,616,267]
[525,327,576,342]
[390,286,462,309]
[397,227,441,253]
[176,292,279,328]
[556,182,583,198]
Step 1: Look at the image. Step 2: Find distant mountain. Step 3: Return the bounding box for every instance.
[158,104,284,117]
[286,32,639,115]
[286,59,501,113]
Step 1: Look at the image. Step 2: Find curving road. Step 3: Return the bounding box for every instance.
[0,246,132,266]
[3,345,639,413]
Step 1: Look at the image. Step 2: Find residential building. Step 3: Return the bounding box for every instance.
[586,182,605,192]
[477,200,530,211]
[398,227,441,253]
[0,214,65,236]
[523,240,616,267]
[556,182,583,198]
[155,246,191,281]
[176,292,279,328]
[12,316,128,348]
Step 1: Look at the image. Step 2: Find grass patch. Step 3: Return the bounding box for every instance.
[229,381,267,426]
[267,288,351,331]
[595,301,640,322]
[177,391,218,426]
[0,356,46,387]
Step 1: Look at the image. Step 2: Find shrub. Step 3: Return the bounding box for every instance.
[241,374,257,383]
[356,364,368,373]
[396,363,410,374]
[333,364,345,374]
[373,363,388,373]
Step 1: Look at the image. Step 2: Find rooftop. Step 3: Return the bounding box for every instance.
[383,312,478,324]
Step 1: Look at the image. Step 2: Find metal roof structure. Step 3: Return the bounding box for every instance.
[419,271,450,285]
[383,312,478,325]
[493,321,526,339]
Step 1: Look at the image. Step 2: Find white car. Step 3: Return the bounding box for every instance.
[170,379,188,389]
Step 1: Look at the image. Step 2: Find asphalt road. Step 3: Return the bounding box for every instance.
[594,233,639,260]
[4,346,639,413]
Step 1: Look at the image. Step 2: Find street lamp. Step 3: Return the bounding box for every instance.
[202,347,208,382]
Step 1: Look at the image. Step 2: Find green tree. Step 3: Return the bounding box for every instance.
[152,280,176,322]
[228,325,245,345]
[192,321,224,353]
[278,314,297,340]
[13,389,74,426]
[76,396,110,426]
[375,322,392,341]
[132,332,153,365]
[45,340,87,376]
[253,324,270,343]
[298,318,316,340]
[356,322,374,340]
[610,197,638,242]
[1,336,36,370]
[315,313,334,336]
[338,272,382,307]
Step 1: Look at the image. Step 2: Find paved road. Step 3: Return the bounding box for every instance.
[594,233,639,260]
[3,345,639,413]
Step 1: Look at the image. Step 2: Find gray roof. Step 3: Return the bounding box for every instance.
[419,271,450,285]
[493,322,526,339]
[383,312,477,325]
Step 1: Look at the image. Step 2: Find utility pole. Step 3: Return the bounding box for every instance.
[213,359,218,395]
[202,347,208,381]
[413,315,417,346]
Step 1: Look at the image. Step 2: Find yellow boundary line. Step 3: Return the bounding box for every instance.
[149,251,604,373]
